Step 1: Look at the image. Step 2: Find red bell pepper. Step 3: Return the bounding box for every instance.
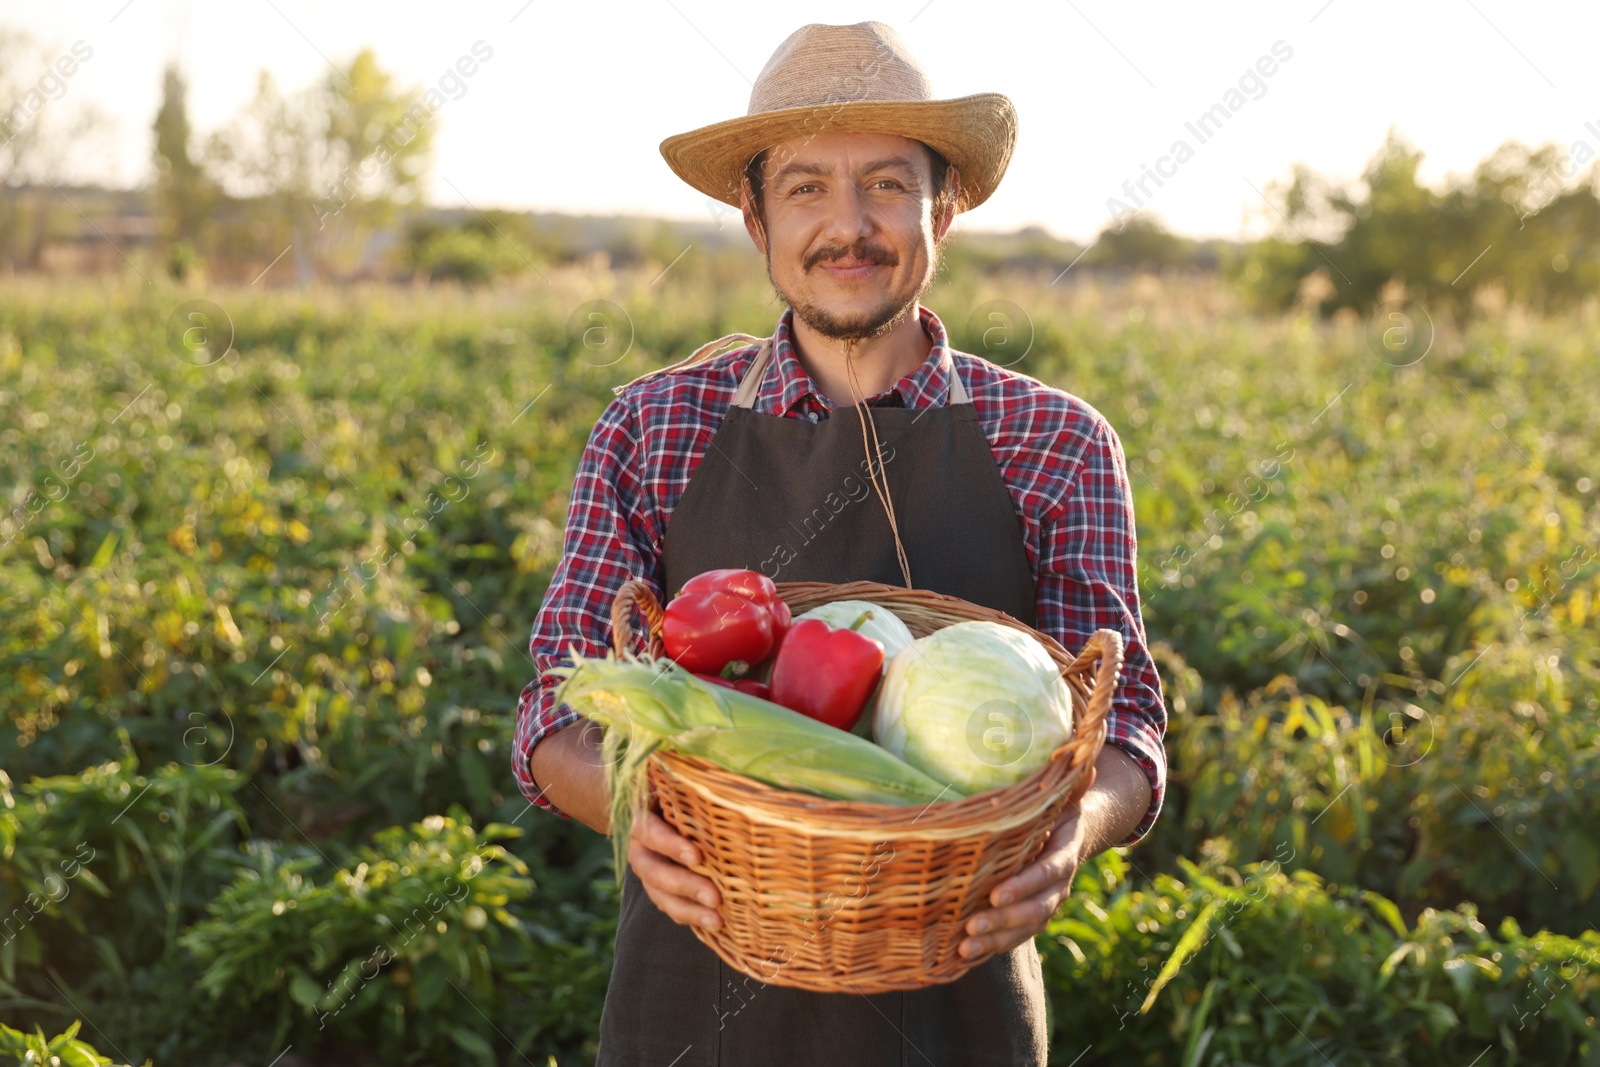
[737,678,773,701]
[693,672,773,701]
[663,569,787,675]
[680,569,790,644]
[768,609,885,732]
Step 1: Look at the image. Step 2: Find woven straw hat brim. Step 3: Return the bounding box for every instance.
[660,92,1017,214]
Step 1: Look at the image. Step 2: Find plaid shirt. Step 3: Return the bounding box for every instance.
[511,305,1169,845]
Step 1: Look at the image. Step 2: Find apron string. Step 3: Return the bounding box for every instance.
[842,339,915,589]
[839,337,969,588]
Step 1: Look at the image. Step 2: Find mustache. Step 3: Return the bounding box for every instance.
[805,240,898,272]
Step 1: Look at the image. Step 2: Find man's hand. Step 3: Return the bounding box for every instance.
[958,744,1152,961]
[957,793,1088,960]
[629,809,722,931]
[529,721,723,929]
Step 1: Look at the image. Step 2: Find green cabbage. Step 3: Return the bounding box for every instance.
[872,620,1074,794]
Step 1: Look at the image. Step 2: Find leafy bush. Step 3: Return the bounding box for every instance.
[403,214,538,285]
[1143,637,1600,937]
[180,808,615,1065]
[0,754,246,988]
[1043,852,1600,1065]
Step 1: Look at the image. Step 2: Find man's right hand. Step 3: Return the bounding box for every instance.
[628,809,722,931]
[528,720,722,930]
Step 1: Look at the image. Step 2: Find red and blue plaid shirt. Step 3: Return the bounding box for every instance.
[512,305,1168,844]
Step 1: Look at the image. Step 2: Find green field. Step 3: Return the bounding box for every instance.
[1,267,1597,1065]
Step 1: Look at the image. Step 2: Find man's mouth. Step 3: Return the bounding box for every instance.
[807,243,897,279]
[817,258,888,280]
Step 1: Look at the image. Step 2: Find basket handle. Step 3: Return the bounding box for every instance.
[612,578,666,659]
[1070,628,1125,743]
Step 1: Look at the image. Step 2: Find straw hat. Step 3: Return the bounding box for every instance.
[660,21,1017,214]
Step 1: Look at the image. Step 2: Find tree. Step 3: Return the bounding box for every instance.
[0,27,108,272]
[203,69,320,282]
[1084,213,1191,272]
[151,64,216,276]
[1236,126,1600,320]
[319,50,433,222]
[204,50,434,283]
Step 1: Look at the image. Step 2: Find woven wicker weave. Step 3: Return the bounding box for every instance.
[609,577,1123,994]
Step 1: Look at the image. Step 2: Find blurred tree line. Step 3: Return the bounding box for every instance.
[1227,125,1600,320]
[2,21,1598,308]
[145,46,713,285]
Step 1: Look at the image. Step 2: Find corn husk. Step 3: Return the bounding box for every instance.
[550,645,958,884]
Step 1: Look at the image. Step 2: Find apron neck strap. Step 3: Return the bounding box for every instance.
[731,337,774,408]
[733,338,971,409]
[610,332,765,397]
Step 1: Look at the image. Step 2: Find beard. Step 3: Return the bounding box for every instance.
[766,235,943,342]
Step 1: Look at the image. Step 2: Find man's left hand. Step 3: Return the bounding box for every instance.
[956,744,1154,961]
[958,803,1087,959]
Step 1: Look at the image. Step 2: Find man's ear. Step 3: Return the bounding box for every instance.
[933,165,962,243]
[740,178,768,256]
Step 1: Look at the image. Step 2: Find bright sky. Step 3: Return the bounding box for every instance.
[7,0,1598,244]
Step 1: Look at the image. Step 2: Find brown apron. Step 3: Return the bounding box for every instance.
[595,336,1048,1066]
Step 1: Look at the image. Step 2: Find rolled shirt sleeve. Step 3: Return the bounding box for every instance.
[510,392,661,817]
[1033,413,1168,846]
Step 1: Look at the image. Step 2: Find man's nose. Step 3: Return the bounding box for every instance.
[819,182,877,247]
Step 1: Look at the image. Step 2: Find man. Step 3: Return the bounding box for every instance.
[512,21,1167,1066]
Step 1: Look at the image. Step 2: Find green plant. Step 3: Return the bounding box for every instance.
[1143,642,1600,936]
[178,808,611,1064]
[1,263,1596,1064]
[0,753,247,991]
[0,1019,147,1067]
[1042,852,1600,1065]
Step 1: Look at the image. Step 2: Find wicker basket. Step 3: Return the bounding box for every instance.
[609,577,1123,994]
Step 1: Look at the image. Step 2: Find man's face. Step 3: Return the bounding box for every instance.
[742,131,957,342]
